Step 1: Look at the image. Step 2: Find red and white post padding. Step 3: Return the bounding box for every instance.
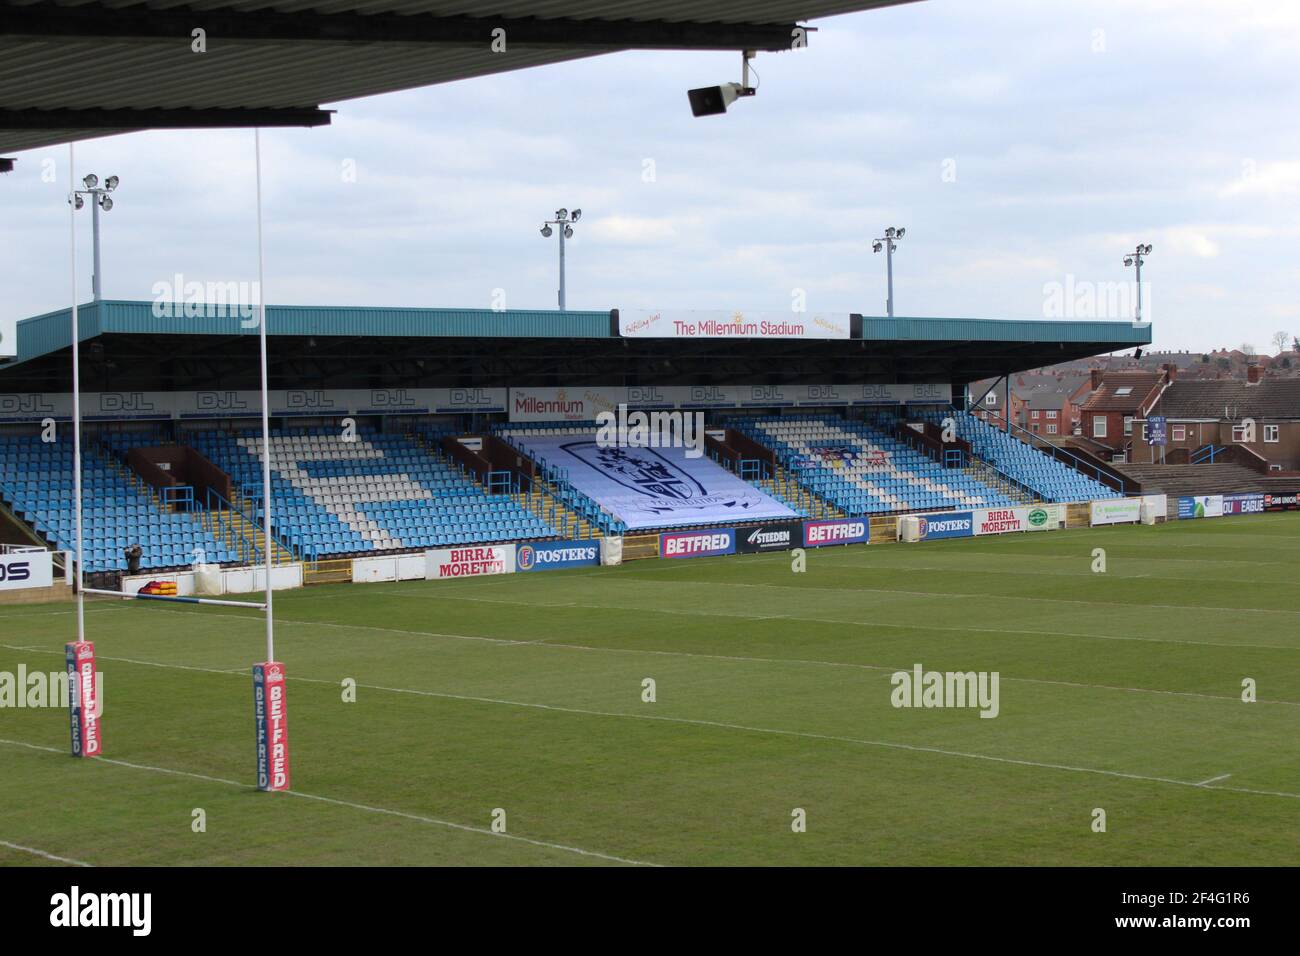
[253,661,290,791]
[65,641,102,757]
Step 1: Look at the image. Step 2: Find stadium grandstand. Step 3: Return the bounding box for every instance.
[0,299,1149,583]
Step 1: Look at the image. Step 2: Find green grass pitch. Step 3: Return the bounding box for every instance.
[2,514,1297,866]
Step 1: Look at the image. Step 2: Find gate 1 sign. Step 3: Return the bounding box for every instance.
[253,662,290,792]
[1147,416,1167,446]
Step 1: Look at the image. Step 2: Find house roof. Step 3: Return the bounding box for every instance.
[1151,379,1300,420]
[1080,371,1161,413]
[1023,389,1068,410]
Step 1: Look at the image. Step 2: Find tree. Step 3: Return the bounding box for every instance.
[1272,330,1290,354]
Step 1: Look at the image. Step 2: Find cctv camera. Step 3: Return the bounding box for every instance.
[688,82,747,117]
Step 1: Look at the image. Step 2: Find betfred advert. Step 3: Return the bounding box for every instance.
[660,529,736,558]
[425,545,516,580]
[64,641,102,758]
[253,662,290,792]
[803,518,870,547]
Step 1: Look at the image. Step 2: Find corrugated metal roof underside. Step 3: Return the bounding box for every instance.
[1,0,919,153]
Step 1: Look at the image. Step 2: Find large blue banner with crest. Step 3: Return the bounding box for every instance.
[525,435,798,530]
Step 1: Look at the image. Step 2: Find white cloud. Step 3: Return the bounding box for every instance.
[1219,161,1300,198]
[587,215,681,244]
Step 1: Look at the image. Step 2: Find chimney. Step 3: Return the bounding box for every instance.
[1090,369,1103,390]
[1247,364,1262,385]
[1162,362,1177,383]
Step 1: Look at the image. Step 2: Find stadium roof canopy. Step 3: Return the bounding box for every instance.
[0,0,919,154]
[0,300,1152,393]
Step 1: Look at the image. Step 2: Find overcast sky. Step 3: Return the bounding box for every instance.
[3,0,1298,358]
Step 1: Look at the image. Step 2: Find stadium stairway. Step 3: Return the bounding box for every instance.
[192,427,559,560]
[196,490,295,566]
[757,460,841,518]
[963,457,1038,505]
[0,434,234,574]
[515,474,601,540]
[1108,462,1278,497]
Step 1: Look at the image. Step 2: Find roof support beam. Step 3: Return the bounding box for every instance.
[0,107,333,131]
[0,4,806,51]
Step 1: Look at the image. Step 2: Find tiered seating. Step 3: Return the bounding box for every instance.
[0,434,234,573]
[920,411,1120,502]
[496,423,798,531]
[100,428,169,456]
[493,422,626,533]
[191,427,557,559]
[730,415,1014,516]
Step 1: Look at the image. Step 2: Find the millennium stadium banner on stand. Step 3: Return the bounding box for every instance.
[506,384,954,421]
[517,435,798,530]
[0,387,507,421]
[618,309,851,340]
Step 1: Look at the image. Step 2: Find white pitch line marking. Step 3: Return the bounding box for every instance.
[0,839,93,867]
[1197,773,1233,787]
[0,738,656,867]
[358,584,1300,652]
[5,663,1297,804]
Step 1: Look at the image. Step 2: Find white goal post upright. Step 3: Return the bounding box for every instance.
[251,128,290,793]
[57,135,286,781]
[65,142,102,759]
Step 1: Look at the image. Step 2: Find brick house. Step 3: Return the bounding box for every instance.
[1078,368,1166,460]
[1135,372,1300,470]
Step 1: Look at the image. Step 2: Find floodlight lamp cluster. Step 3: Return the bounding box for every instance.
[69,172,120,211]
[540,207,581,238]
[1124,243,1153,267]
[872,226,905,253]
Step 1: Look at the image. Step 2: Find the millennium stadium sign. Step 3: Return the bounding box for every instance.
[618,309,851,340]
